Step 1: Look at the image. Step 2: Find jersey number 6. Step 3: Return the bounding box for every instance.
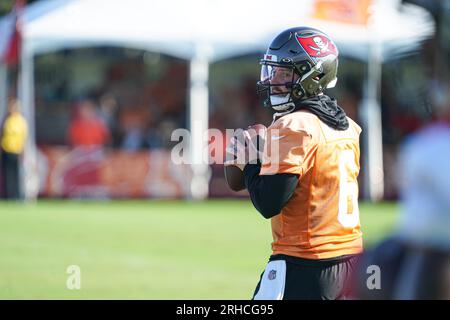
[338,149,360,228]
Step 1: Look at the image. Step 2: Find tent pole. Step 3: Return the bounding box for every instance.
[19,43,39,201]
[0,63,7,123]
[361,16,384,202]
[188,44,212,200]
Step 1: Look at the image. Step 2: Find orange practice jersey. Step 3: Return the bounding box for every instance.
[260,110,363,260]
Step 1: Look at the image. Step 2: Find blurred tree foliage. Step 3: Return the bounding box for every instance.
[0,0,14,16]
[0,0,39,17]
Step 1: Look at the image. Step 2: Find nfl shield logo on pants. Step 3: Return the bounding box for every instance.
[268,270,277,280]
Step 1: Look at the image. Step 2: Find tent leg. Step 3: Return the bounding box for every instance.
[188,46,211,200]
[361,97,384,202]
[361,22,384,202]
[0,63,7,123]
[19,46,39,201]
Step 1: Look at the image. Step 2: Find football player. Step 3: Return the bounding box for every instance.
[230,27,363,299]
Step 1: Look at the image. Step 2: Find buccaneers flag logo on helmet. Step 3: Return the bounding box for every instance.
[296,35,338,59]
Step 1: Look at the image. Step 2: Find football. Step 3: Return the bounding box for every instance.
[224,124,267,192]
[224,164,246,192]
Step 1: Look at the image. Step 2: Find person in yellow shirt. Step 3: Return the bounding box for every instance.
[1,98,28,199]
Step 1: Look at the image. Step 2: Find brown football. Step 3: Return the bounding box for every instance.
[224,165,246,192]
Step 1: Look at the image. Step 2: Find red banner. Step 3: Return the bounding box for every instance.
[38,146,191,198]
[2,0,25,66]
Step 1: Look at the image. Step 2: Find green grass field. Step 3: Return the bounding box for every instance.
[0,200,399,299]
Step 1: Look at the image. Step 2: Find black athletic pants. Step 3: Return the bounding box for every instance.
[253,254,361,300]
[1,151,20,199]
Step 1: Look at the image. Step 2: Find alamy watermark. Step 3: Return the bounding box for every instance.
[170,125,281,171]
[66,265,81,290]
[366,265,381,290]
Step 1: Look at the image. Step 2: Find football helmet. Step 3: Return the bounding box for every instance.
[257,27,339,111]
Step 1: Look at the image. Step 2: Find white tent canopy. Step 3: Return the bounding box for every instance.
[0,0,434,61]
[0,0,435,200]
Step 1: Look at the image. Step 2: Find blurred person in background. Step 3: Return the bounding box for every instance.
[118,105,148,151]
[98,93,119,146]
[68,99,111,148]
[145,119,168,149]
[354,83,450,300]
[0,98,28,199]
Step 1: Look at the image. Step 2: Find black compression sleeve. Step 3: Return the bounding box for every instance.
[243,163,299,219]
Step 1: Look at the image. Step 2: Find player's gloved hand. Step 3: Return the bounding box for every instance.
[245,124,267,165]
[224,130,248,171]
[225,124,267,171]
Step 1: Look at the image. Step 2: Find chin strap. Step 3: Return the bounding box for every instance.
[271,104,296,125]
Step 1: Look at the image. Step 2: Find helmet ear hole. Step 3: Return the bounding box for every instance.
[296,63,310,76]
[292,89,303,99]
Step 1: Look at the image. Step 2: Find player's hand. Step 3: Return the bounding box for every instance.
[224,131,247,171]
[246,124,267,165]
[224,124,267,170]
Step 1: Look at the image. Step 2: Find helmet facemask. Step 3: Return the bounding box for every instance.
[257,63,302,111]
[257,58,338,112]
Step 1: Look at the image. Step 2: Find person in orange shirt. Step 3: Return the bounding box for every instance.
[228,27,362,299]
[68,99,110,148]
